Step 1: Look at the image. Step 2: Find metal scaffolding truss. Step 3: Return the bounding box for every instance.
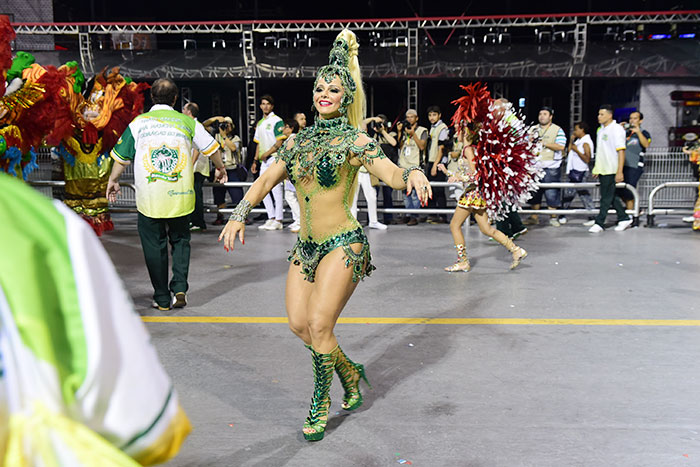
[78,31,94,74]
[246,79,256,133]
[586,11,700,24]
[416,16,576,28]
[407,28,418,69]
[12,11,699,35]
[407,79,418,110]
[569,79,583,131]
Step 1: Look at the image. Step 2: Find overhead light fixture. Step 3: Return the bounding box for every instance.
[622,29,636,41]
[458,34,475,47]
[537,30,552,44]
[483,32,497,44]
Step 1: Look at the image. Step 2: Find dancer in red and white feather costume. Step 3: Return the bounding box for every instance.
[438,83,542,272]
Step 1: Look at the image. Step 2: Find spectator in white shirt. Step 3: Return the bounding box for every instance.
[560,121,595,224]
[588,104,632,233]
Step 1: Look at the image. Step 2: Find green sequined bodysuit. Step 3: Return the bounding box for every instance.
[277,116,386,282]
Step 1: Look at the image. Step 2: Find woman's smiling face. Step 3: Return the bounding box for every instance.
[313,76,344,118]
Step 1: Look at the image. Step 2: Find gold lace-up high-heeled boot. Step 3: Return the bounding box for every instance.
[303,346,337,441]
[334,346,371,411]
[444,243,470,272]
[503,238,527,270]
[490,231,527,270]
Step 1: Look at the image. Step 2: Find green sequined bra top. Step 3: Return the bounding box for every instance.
[277,116,387,282]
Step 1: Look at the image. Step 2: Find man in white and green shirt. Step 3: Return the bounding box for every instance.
[589,104,631,233]
[0,173,191,465]
[107,78,227,309]
[253,94,286,230]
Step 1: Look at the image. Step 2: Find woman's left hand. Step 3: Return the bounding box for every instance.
[406,170,432,206]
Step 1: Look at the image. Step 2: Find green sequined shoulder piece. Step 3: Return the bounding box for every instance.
[277,117,387,183]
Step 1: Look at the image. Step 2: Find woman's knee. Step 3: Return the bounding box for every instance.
[475,217,495,237]
[307,315,334,339]
[288,319,309,338]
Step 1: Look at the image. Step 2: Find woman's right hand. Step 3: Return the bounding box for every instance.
[437,163,447,174]
[218,220,245,252]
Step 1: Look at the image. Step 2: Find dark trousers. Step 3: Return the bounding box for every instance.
[376,185,394,223]
[137,212,191,308]
[616,165,643,202]
[213,169,244,207]
[562,169,595,211]
[595,174,629,227]
[529,166,562,207]
[496,207,525,237]
[190,172,207,229]
[427,169,447,219]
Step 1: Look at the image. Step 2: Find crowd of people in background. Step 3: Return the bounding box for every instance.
[178,93,700,236]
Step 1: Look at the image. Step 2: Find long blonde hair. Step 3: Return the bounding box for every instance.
[334,29,366,129]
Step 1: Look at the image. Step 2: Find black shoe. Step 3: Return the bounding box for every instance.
[407,218,418,226]
[172,292,187,308]
[151,300,171,311]
[511,227,528,239]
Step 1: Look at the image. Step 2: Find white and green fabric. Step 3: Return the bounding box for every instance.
[253,112,284,159]
[594,120,626,176]
[111,104,219,219]
[0,174,191,465]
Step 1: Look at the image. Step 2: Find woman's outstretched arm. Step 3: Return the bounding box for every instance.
[218,138,291,251]
[351,133,432,205]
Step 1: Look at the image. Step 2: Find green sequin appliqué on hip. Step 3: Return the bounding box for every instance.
[288,227,375,283]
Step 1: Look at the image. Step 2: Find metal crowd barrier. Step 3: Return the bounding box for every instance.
[372,182,640,225]
[646,181,700,227]
[640,148,696,209]
[25,146,698,209]
[27,180,640,222]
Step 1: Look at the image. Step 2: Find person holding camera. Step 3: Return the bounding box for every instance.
[364,114,398,224]
[616,111,651,213]
[204,116,245,225]
[397,109,428,225]
[350,115,397,229]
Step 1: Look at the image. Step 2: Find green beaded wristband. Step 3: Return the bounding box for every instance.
[402,166,424,184]
[228,199,252,223]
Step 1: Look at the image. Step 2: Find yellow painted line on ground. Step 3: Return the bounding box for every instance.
[141,316,700,327]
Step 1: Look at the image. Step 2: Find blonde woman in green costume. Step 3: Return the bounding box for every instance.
[219,29,432,441]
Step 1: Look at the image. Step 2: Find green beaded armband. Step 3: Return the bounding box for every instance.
[402,166,424,184]
[229,199,252,223]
